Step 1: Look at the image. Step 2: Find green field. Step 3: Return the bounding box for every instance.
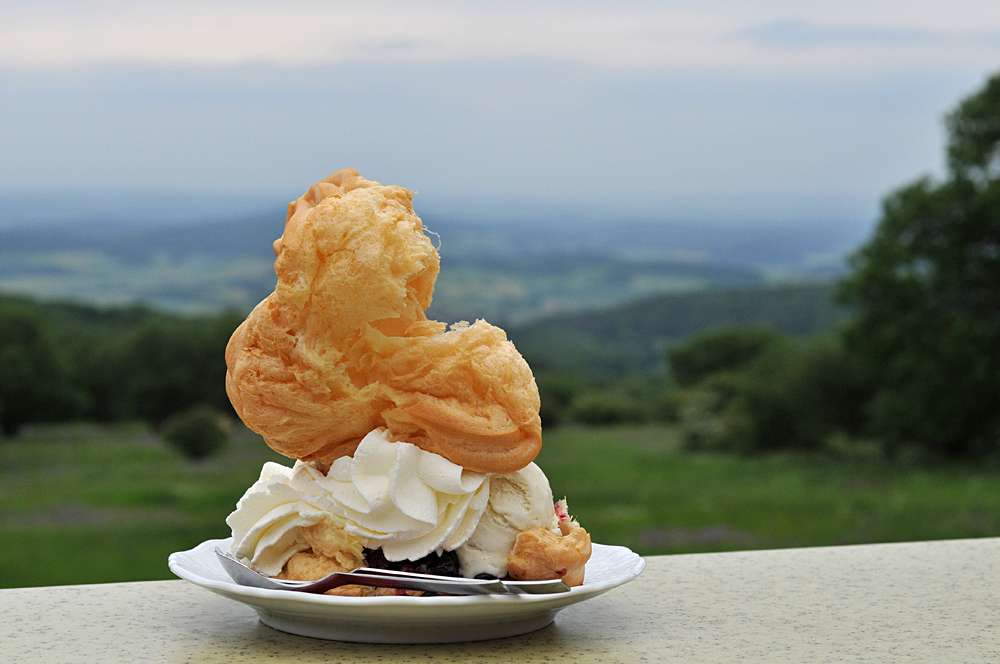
[2,423,998,589]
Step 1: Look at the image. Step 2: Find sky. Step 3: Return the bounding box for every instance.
[2,0,1000,226]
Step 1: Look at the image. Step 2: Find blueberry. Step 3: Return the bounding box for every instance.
[362,548,461,577]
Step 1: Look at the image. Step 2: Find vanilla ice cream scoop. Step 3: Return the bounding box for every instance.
[456,462,559,578]
[227,428,490,574]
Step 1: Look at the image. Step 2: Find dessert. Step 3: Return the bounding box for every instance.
[225,169,540,473]
[225,169,591,592]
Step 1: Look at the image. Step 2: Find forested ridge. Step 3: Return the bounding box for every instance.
[511,282,844,376]
[0,282,840,435]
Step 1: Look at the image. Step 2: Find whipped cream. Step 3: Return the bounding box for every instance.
[226,462,344,575]
[227,428,490,574]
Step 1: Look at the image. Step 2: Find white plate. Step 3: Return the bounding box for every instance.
[169,538,645,643]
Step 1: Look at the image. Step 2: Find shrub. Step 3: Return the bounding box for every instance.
[536,372,581,427]
[676,386,732,451]
[668,326,784,388]
[160,404,230,460]
[569,391,648,425]
[675,332,871,454]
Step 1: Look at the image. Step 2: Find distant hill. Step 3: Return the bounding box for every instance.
[508,283,848,377]
[427,253,763,325]
[0,213,807,321]
[0,213,283,264]
[0,209,861,267]
[425,216,862,270]
[0,207,863,322]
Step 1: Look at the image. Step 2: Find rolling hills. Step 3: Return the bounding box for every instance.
[0,210,858,323]
[507,283,847,377]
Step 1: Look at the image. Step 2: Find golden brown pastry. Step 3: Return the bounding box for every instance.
[277,550,367,596]
[279,550,350,579]
[225,169,542,473]
[506,501,592,587]
[278,550,423,597]
[301,519,366,571]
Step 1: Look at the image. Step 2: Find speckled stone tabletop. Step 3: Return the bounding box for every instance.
[2,538,998,663]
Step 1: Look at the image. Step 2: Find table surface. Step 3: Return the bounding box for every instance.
[2,537,998,664]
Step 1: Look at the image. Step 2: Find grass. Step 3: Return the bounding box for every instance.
[537,425,1000,554]
[2,422,1000,588]
[0,422,286,588]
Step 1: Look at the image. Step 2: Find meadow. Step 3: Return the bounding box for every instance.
[3,422,999,589]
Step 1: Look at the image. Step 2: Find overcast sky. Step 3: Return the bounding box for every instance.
[2,0,1000,224]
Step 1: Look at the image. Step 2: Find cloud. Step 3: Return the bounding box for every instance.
[1,1,999,72]
[1,1,998,210]
[0,2,721,68]
[0,60,974,202]
[739,19,1000,49]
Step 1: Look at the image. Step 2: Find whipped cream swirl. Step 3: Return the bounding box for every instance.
[227,429,490,574]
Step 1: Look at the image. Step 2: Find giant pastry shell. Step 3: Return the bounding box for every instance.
[225,169,542,473]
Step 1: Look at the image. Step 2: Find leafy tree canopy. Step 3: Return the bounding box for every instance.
[838,72,1000,458]
[668,325,784,388]
[0,301,86,435]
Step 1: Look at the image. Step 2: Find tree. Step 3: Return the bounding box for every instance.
[837,72,1000,458]
[668,326,784,388]
[674,332,869,454]
[535,372,580,426]
[117,312,242,425]
[0,301,85,435]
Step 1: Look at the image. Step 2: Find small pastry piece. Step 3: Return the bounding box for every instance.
[279,550,352,579]
[277,550,372,596]
[301,518,366,571]
[277,549,422,596]
[506,500,592,587]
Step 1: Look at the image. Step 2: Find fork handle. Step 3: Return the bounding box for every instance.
[301,572,500,595]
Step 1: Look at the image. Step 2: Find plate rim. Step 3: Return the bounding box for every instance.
[169,537,646,609]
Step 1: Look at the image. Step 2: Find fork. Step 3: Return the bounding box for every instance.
[215,548,571,595]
